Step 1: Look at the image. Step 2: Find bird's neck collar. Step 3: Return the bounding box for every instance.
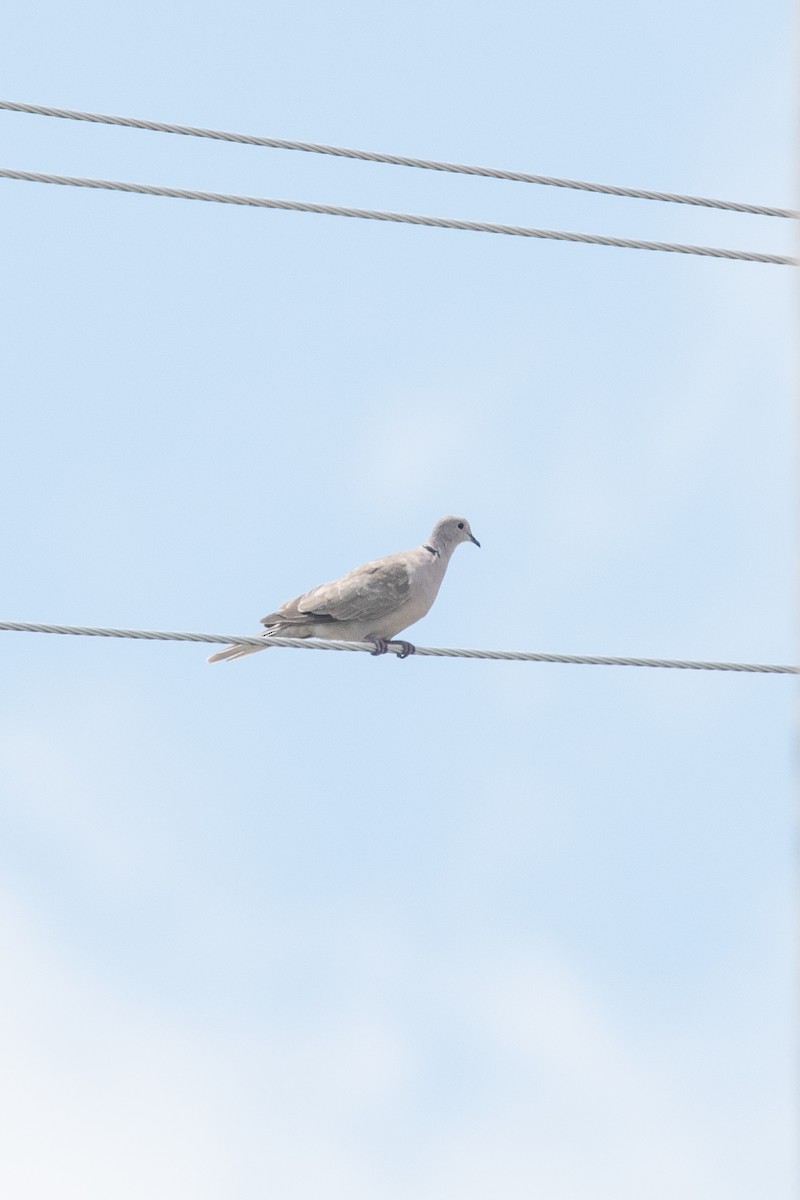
[423,543,440,558]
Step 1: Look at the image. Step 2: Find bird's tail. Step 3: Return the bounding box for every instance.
[207,638,271,664]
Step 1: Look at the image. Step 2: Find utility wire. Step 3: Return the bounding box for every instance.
[1,621,798,675]
[1,168,794,264]
[1,99,795,220]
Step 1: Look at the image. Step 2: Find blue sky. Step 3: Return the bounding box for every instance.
[0,3,796,1197]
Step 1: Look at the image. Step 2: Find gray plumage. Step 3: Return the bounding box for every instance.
[208,515,479,663]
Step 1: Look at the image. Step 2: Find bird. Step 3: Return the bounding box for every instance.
[208,515,480,663]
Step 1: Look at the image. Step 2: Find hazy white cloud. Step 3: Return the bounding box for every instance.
[0,892,223,1199]
[0,875,789,1200]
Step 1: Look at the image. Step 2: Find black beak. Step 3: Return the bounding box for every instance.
[470,533,480,547]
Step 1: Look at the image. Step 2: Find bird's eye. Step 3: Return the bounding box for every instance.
[458,522,464,529]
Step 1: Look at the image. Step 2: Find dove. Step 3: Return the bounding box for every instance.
[208,515,479,663]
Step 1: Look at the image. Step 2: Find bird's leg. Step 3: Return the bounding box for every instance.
[387,639,416,659]
[367,636,389,656]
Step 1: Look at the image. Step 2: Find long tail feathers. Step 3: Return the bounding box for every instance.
[207,639,271,664]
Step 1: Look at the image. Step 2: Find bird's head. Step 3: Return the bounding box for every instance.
[427,515,480,556]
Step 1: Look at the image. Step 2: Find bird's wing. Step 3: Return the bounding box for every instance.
[261,554,412,627]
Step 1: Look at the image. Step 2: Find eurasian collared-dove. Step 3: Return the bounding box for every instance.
[208,515,479,663]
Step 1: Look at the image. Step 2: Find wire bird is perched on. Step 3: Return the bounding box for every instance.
[208,515,480,663]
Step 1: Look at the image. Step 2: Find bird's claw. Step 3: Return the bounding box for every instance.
[392,640,416,659]
[367,637,416,659]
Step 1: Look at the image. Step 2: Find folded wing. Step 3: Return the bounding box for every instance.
[261,556,412,628]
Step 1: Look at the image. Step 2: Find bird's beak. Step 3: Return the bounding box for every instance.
[469,533,480,547]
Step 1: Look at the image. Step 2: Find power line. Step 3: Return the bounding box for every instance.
[1,168,794,265]
[1,99,795,220]
[1,621,797,675]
